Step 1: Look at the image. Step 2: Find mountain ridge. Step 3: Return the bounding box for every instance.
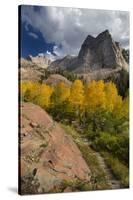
[20,30,129,87]
[49,30,128,73]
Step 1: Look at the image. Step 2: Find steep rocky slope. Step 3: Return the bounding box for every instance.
[20,67,44,82]
[19,58,45,82]
[21,54,51,69]
[49,30,128,74]
[49,55,76,71]
[19,103,91,194]
[20,57,72,84]
[19,54,51,82]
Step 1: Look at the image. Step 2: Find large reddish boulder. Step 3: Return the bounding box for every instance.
[19,103,91,194]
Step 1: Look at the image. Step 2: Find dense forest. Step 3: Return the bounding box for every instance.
[20,79,129,187]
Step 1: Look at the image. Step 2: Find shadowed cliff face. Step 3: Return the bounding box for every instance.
[20,103,91,194]
[49,30,128,73]
[77,30,128,71]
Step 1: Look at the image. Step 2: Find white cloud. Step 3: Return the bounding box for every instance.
[36,52,56,61]
[45,50,56,61]
[45,50,58,61]
[36,46,61,61]
[28,32,38,39]
[21,6,129,57]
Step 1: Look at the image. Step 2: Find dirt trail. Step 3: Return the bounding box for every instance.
[94,152,121,189]
[81,137,121,189]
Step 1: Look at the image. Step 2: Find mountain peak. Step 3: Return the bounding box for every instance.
[96,29,110,38]
[77,30,128,71]
[83,30,111,45]
[49,30,128,73]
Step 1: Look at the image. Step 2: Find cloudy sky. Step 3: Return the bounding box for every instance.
[20,5,129,59]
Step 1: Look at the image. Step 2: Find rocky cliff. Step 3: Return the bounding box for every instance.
[20,103,91,194]
[49,30,128,73]
[50,55,76,71]
[20,55,51,81]
[26,54,51,69]
[19,30,129,89]
[21,54,51,69]
[20,67,44,82]
[77,30,128,72]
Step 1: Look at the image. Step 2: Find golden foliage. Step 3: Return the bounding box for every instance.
[52,82,70,105]
[20,81,53,108]
[34,84,53,108]
[69,80,84,108]
[104,82,122,113]
[118,96,129,119]
[85,80,106,111]
[20,79,128,117]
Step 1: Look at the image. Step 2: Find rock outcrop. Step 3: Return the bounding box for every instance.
[27,54,51,69]
[19,67,44,82]
[20,54,51,81]
[20,103,91,194]
[44,74,71,86]
[49,30,128,73]
[50,55,76,71]
[20,57,45,82]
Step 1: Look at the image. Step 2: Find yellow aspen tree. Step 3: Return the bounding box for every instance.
[20,81,40,102]
[20,81,33,97]
[85,80,106,111]
[53,82,70,105]
[69,79,84,110]
[20,81,28,99]
[104,82,122,112]
[58,82,70,102]
[117,96,129,119]
[34,84,53,108]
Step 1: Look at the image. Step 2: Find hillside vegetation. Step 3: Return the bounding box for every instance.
[20,79,129,188]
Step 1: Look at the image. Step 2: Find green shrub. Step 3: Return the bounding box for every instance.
[94,132,118,152]
[93,131,129,164]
